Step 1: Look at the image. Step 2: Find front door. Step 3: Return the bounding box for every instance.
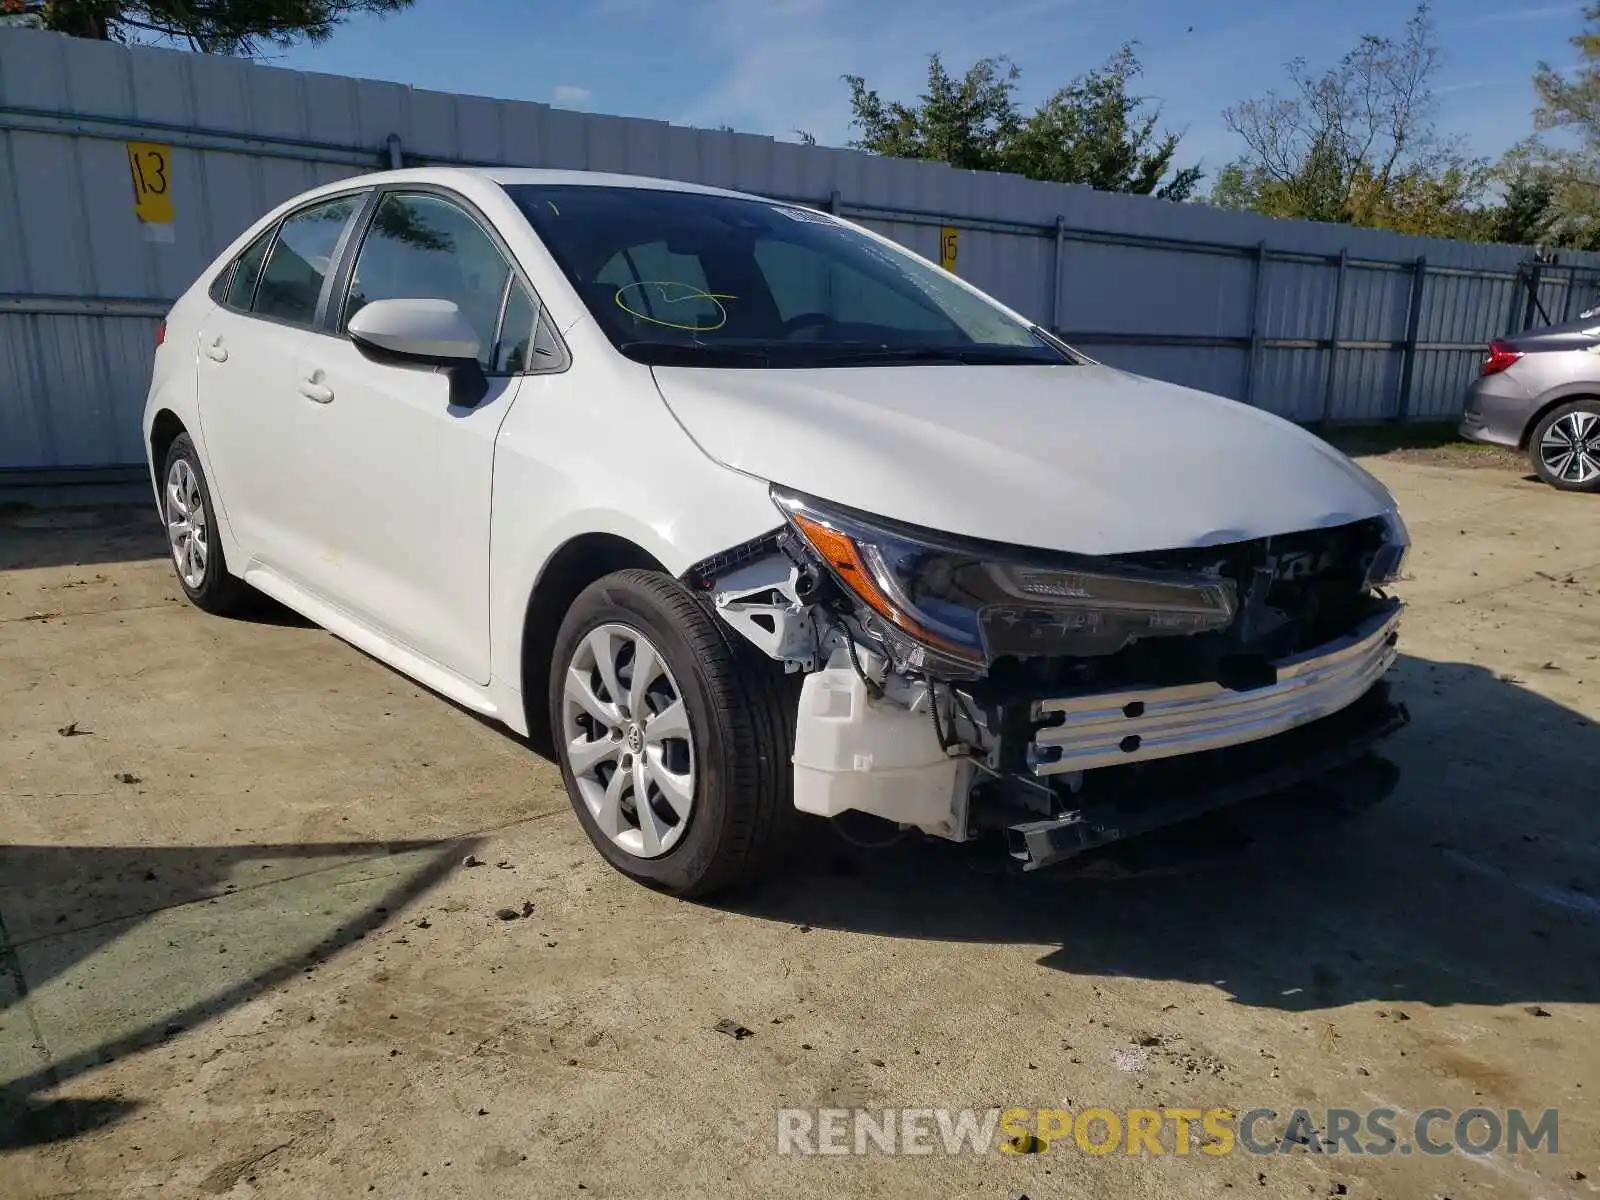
[284,190,530,684]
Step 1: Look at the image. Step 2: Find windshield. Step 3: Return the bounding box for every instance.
[506,185,1068,368]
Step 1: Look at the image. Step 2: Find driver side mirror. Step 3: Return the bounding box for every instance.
[347,298,489,409]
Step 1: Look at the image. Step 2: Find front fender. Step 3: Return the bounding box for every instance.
[486,362,785,706]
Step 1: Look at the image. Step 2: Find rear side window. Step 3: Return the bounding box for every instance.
[253,195,361,326]
[344,192,511,368]
[223,228,273,311]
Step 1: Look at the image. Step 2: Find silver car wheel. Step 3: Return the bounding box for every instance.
[165,457,208,590]
[1540,410,1600,485]
[560,622,695,859]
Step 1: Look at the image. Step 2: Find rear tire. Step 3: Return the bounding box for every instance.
[1529,399,1600,492]
[161,433,254,615]
[548,569,796,897]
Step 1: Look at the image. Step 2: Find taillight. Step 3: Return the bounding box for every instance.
[155,321,167,348]
[1481,339,1522,376]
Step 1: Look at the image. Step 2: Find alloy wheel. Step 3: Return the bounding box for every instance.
[165,457,208,590]
[560,623,695,859]
[1540,410,1600,486]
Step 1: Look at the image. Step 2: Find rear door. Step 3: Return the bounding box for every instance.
[195,192,366,570]
[284,188,557,683]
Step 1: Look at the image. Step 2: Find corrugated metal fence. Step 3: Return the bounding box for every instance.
[5,26,1600,478]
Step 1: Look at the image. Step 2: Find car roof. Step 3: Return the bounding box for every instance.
[303,166,769,204]
[481,167,763,200]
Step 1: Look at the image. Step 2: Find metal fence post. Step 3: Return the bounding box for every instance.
[1521,260,1545,331]
[1504,266,1526,336]
[1051,215,1067,331]
[1318,248,1348,423]
[826,189,841,216]
[1243,242,1266,408]
[385,133,403,170]
[1395,255,1427,422]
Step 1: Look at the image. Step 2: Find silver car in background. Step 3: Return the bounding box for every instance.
[1460,321,1600,491]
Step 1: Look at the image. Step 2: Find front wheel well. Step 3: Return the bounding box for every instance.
[1520,393,1600,449]
[149,409,187,476]
[520,534,668,754]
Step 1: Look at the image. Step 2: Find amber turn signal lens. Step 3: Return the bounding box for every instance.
[791,513,969,656]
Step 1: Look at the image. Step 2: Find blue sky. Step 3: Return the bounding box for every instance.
[273,0,1586,181]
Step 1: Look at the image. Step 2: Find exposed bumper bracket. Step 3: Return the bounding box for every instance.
[1007,686,1409,871]
[1029,603,1402,776]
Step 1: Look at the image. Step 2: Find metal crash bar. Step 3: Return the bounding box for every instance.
[1028,602,1402,776]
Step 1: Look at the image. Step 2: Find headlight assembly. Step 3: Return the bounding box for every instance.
[773,489,1238,671]
[1364,508,1410,588]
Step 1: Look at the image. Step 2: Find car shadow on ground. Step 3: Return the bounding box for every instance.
[0,837,476,1152]
[718,654,1600,1017]
[0,503,317,627]
[0,505,169,572]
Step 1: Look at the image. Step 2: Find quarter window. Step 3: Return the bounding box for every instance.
[253,195,360,326]
[344,192,511,368]
[495,278,540,374]
[223,228,273,311]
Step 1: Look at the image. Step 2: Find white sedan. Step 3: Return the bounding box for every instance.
[145,168,1410,895]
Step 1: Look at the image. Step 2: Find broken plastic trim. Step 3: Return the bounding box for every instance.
[681,529,785,592]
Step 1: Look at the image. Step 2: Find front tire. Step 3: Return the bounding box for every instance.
[161,433,254,615]
[1529,400,1600,492]
[548,569,796,897]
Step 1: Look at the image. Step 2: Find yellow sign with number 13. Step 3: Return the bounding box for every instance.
[127,142,175,228]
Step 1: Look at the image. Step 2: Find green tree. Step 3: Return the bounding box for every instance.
[843,46,1201,199]
[844,54,1021,173]
[1534,1,1600,136]
[1003,47,1203,199]
[1477,165,1561,246]
[1212,3,1487,236]
[6,0,412,55]
[1508,3,1600,248]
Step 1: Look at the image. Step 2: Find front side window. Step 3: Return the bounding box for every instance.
[344,192,511,368]
[507,184,1065,368]
[253,194,361,326]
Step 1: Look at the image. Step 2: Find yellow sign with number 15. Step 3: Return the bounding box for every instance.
[127,142,175,226]
[940,226,959,273]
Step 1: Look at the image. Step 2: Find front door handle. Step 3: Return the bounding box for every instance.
[297,372,334,404]
[204,338,228,363]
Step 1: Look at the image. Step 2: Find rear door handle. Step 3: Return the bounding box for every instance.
[297,372,334,404]
[204,338,228,363]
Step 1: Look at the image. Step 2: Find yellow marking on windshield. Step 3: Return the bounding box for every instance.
[615,281,737,332]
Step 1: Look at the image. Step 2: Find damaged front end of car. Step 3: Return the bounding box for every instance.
[683,488,1411,870]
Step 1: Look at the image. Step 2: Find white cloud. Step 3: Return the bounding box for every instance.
[674,0,869,142]
[552,84,594,107]
[671,0,1100,146]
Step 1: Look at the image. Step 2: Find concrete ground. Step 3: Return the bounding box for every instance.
[1,455,1597,1199]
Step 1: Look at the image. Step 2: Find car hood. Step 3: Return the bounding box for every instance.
[651,363,1397,556]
